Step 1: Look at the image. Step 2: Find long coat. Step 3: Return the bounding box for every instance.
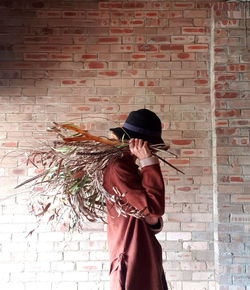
[103,153,167,290]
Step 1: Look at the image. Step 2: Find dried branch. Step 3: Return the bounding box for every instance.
[14,122,184,232]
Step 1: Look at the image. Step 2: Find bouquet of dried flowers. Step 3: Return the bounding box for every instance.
[15,122,183,233]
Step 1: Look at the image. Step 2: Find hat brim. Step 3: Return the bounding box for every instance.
[110,127,164,145]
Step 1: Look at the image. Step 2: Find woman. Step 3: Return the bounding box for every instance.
[103,109,168,290]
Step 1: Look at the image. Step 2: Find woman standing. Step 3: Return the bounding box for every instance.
[103,109,168,290]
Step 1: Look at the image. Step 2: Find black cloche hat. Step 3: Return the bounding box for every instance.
[110,109,164,145]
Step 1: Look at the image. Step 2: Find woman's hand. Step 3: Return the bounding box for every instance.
[145,216,159,225]
[129,138,151,160]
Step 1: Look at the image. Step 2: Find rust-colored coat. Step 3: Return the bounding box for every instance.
[103,153,167,290]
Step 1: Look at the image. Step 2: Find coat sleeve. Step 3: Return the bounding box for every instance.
[108,158,165,217]
[149,217,164,234]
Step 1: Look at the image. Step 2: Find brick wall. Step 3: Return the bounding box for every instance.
[213,2,250,290]
[0,1,249,290]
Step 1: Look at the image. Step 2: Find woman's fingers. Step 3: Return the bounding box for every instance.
[129,138,151,160]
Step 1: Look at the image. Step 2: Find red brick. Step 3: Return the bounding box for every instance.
[122,53,146,61]
[110,28,133,34]
[171,140,193,146]
[149,37,171,45]
[111,45,133,53]
[71,106,94,113]
[87,11,108,18]
[87,62,106,69]
[216,19,239,28]
[123,2,145,9]
[148,2,170,9]
[9,79,35,87]
[215,92,239,99]
[181,95,209,104]
[173,2,194,9]
[86,97,102,103]
[46,70,73,78]
[242,73,250,81]
[230,120,249,127]
[184,44,208,52]
[1,141,18,147]
[127,19,144,26]
[24,36,48,43]
[146,12,158,18]
[214,29,227,37]
[145,18,167,27]
[230,81,249,91]
[0,88,21,96]
[62,28,88,35]
[46,105,70,113]
[0,79,9,86]
[6,113,32,122]
[63,11,78,17]
[86,44,109,53]
[22,88,48,96]
[36,10,60,18]
[177,186,191,192]
[160,44,184,51]
[242,110,250,117]
[11,168,25,175]
[215,100,227,109]
[172,87,195,95]
[169,18,193,27]
[194,79,208,85]
[137,44,157,52]
[169,11,183,18]
[47,88,74,96]
[217,75,237,81]
[171,52,195,61]
[167,158,190,166]
[147,54,170,61]
[138,61,159,69]
[231,194,250,203]
[216,120,229,127]
[214,83,225,90]
[147,87,170,95]
[98,105,120,113]
[111,114,128,122]
[158,27,181,35]
[214,66,227,72]
[182,27,206,35]
[229,64,247,72]
[160,79,183,88]
[136,79,159,87]
[98,37,120,43]
[231,137,249,146]
[48,53,73,60]
[98,71,119,77]
[122,70,146,78]
[0,70,20,79]
[97,87,120,96]
[74,71,97,78]
[61,80,76,85]
[183,10,207,18]
[228,10,246,19]
[216,128,237,136]
[99,53,122,62]
[77,54,97,60]
[215,110,241,118]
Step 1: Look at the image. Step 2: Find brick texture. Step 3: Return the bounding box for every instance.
[0,1,249,290]
[213,2,250,290]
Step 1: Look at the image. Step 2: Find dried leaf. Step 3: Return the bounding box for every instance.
[15,122,184,232]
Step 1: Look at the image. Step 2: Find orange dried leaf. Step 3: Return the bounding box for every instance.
[63,136,120,146]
